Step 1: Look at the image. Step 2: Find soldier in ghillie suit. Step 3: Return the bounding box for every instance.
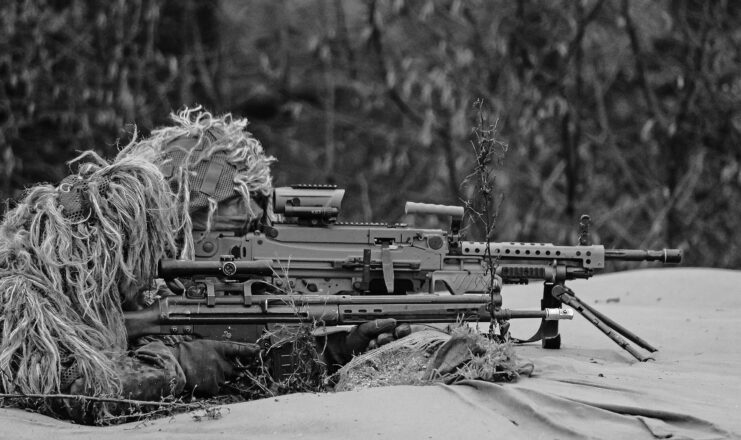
[0,108,278,423]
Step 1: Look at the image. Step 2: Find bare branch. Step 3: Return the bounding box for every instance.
[621,0,665,127]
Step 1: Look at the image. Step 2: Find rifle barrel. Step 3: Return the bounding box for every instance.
[605,249,682,264]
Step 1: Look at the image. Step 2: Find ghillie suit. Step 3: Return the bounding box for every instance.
[0,108,272,423]
[0,153,179,397]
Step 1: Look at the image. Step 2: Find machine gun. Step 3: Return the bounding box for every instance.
[125,185,682,362]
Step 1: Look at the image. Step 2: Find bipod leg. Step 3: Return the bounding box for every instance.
[513,282,561,347]
[575,296,657,353]
[552,285,655,362]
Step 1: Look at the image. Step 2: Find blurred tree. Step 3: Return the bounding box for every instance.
[0,0,221,202]
[1,0,739,268]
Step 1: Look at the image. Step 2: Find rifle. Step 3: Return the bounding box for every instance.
[125,185,682,362]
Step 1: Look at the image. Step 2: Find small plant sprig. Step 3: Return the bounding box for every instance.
[463,99,509,339]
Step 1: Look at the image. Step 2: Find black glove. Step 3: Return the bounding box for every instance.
[171,339,261,397]
[314,319,402,372]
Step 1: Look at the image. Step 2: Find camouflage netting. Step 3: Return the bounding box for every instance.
[120,106,275,259]
[0,152,179,396]
[335,326,531,391]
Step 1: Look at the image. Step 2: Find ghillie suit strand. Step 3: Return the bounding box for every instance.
[120,106,275,259]
[0,153,179,396]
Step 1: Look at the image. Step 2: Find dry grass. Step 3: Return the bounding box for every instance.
[443,326,523,383]
[335,346,432,391]
[335,325,527,392]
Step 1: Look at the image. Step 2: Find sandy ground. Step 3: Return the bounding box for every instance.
[1,267,739,439]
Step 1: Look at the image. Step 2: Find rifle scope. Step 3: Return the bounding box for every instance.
[158,259,273,279]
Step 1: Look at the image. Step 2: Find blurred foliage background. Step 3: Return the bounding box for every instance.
[1,0,739,268]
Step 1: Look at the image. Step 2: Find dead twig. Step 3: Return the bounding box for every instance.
[0,392,202,408]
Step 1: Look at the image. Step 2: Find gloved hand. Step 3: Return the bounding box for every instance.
[170,339,262,397]
[313,319,418,372]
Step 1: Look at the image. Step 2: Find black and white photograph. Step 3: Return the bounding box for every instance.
[0,1,738,438]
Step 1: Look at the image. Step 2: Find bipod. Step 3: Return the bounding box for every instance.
[551,284,657,362]
[514,283,657,362]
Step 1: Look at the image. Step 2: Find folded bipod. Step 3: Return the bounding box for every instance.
[551,284,658,362]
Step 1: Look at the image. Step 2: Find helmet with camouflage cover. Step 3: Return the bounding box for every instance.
[120,107,275,259]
